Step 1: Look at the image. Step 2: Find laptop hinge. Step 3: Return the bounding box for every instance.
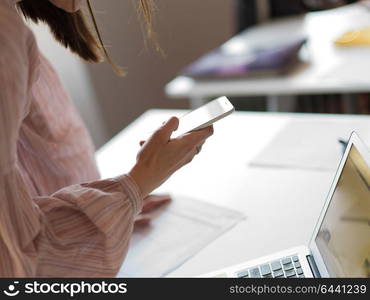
[306,255,321,278]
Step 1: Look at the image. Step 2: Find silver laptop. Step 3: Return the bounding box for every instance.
[202,132,370,278]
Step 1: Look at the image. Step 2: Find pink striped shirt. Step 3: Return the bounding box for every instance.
[0,0,143,277]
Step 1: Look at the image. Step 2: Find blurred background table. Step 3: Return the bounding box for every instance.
[166,3,370,112]
[96,109,370,276]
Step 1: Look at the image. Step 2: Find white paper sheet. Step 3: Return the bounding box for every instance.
[117,195,245,277]
[249,119,370,171]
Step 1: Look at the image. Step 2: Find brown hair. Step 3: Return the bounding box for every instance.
[17,0,157,76]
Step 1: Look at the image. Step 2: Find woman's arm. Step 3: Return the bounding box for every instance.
[0,23,143,277]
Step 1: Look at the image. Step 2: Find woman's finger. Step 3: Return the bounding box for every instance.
[180,126,213,145]
[142,194,171,213]
[143,194,171,203]
[153,117,179,143]
[134,214,152,226]
[184,148,198,165]
[197,140,205,150]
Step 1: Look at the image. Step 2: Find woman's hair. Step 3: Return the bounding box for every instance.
[17,0,157,76]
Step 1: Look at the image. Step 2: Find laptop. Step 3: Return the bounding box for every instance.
[202,132,370,278]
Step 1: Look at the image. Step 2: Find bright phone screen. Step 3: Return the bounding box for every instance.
[174,97,233,137]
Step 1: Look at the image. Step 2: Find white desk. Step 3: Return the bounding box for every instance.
[165,3,370,111]
[96,110,370,276]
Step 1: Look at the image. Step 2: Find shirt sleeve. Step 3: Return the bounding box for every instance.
[0,10,143,278]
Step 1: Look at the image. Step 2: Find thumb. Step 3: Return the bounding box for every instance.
[156,117,179,142]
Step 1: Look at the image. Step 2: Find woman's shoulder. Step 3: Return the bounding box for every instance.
[0,1,35,56]
[0,1,39,115]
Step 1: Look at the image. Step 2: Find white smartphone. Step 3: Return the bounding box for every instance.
[172,96,234,138]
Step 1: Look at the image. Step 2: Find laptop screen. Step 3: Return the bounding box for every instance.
[315,144,370,277]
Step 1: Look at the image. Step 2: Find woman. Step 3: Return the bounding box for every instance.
[0,0,213,277]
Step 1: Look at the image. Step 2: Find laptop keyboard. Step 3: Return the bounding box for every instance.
[237,255,305,278]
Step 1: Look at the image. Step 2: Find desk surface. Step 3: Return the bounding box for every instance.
[96,110,370,276]
[166,3,370,100]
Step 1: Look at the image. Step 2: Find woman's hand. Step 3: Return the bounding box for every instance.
[129,117,213,198]
[134,194,172,226]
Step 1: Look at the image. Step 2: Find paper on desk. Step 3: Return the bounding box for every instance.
[117,195,245,277]
[249,119,370,171]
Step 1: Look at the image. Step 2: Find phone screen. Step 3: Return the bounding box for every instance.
[174,97,233,137]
